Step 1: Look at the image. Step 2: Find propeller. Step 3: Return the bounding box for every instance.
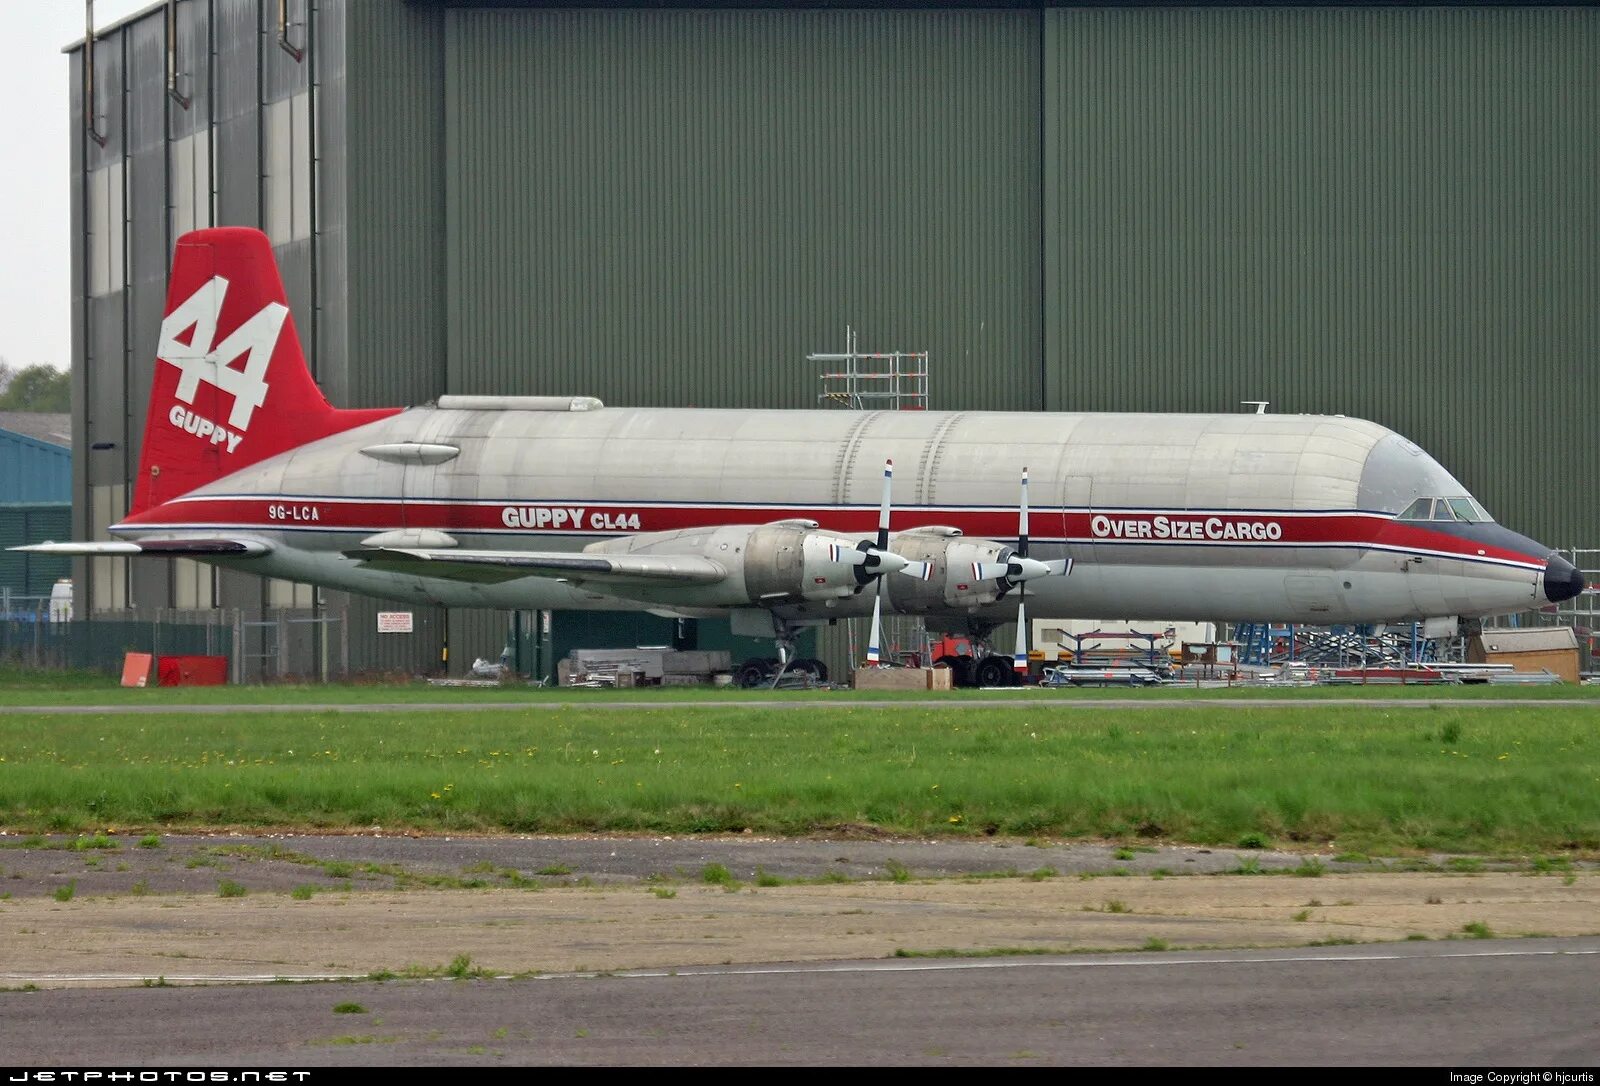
[857,458,931,666]
[969,467,1073,674]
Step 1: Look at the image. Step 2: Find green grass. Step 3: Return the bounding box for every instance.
[2,667,1598,707]
[446,954,490,979]
[700,863,736,887]
[0,702,1596,854]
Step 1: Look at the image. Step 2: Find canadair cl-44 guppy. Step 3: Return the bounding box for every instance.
[17,228,1586,685]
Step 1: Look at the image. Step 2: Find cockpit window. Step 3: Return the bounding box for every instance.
[1397,496,1493,523]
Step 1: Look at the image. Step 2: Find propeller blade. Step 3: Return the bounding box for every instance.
[865,586,884,665]
[894,559,933,581]
[829,542,869,567]
[1008,556,1070,582]
[1018,466,1030,558]
[1013,594,1029,674]
[972,561,1011,581]
[1013,465,1031,675]
[877,458,894,551]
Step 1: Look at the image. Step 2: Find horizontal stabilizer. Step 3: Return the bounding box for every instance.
[346,546,729,586]
[9,538,272,557]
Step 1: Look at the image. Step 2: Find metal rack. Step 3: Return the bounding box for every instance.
[813,326,928,411]
[1232,622,1442,669]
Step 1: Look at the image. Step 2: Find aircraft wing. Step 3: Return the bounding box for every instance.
[9,539,272,557]
[345,546,729,587]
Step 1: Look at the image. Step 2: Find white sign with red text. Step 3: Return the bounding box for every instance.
[377,611,414,634]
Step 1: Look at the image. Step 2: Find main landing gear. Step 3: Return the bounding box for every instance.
[736,621,829,688]
[735,656,830,688]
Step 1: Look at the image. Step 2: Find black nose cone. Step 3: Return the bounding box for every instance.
[1544,554,1586,604]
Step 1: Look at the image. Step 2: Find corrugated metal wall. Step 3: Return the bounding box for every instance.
[0,434,71,504]
[1044,5,1599,546]
[68,1,1598,678]
[442,7,1043,409]
[0,505,72,599]
[332,0,455,675]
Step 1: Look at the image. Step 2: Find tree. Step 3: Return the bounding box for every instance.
[0,364,70,412]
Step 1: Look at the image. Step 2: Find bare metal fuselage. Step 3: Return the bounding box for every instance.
[117,402,1554,627]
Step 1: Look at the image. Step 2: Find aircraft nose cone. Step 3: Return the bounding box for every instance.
[1543,553,1586,604]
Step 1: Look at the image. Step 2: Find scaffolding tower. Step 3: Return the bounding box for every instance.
[813,326,928,411]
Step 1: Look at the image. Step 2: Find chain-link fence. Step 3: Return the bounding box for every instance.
[0,601,349,683]
[0,602,231,675]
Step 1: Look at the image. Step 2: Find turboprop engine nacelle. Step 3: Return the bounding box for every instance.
[882,529,1015,613]
[586,521,902,606]
[743,521,898,602]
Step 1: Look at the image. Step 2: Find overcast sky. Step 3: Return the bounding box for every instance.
[2,0,149,373]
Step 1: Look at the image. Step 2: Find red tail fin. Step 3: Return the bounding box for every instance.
[130,228,399,516]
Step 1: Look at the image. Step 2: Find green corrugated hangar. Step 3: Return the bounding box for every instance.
[67,0,1598,679]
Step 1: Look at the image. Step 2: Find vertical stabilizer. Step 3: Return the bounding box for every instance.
[130,228,398,515]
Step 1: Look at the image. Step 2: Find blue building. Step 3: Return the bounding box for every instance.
[0,413,71,504]
[0,413,73,605]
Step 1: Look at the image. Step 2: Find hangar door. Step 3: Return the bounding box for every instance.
[442,7,1044,414]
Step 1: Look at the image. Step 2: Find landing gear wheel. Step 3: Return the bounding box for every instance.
[974,655,1015,688]
[736,660,771,688]
[936,655,975,689]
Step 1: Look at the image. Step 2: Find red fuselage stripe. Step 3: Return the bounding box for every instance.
[119,497,1546,570]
